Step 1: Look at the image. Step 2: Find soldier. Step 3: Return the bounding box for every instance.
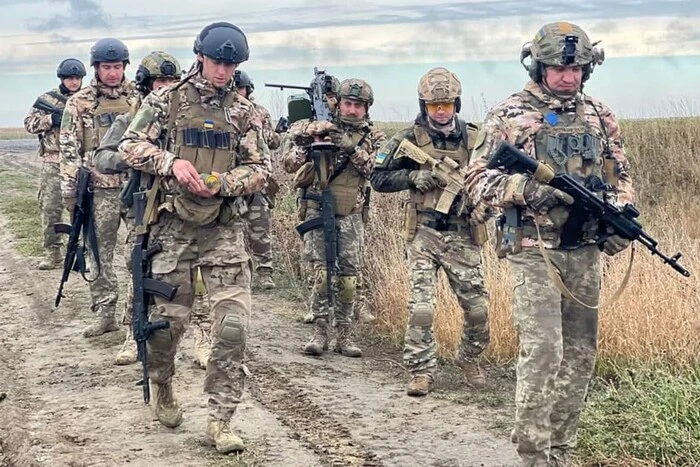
[24,58,86,270]
[284,78,386,358]
[464,22,635,466]
[118,21,271,454]
[369,67,490,397]
[60,38,140,338]
[92,51,183,365]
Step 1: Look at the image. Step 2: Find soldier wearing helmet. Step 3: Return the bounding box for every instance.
[59,38,140,339]
[464,22,635,466]
[118,22,270,455]
[370,66,490,397]
[91,51,182,367]
[23,58,86,270]
[283,77,386,358]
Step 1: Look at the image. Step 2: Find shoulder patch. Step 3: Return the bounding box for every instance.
[375,152,387,164]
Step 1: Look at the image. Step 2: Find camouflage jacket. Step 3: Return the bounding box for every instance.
[59,78,139,198]
[93,94,145,175]
[465,80,636,247]
[118,73,271,199]
[23,87,75,164]
[283,118,386,211]
[252,99,281,151]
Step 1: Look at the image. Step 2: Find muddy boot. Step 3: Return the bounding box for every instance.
[83,315,119,338]
[114,327,138,365]
[356,306,376,324]
[303,318,330,356]
[152,380,183,428]
[192,326,211,369]
[258,273,275,290]
[206,416,245,454]
[456,358,486,389]
[406,373,434,397]
[38,248,62,270]
[302,312,314,324]
[333,324,362,358]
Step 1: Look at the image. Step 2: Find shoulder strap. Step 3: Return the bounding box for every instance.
[47,90,68,104]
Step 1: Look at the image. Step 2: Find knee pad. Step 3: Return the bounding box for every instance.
[409,305,433,328]
[337,276,357,304]
[218,313,245,348]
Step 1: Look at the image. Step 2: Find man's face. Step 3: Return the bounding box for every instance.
[338,98,366,119]
[152,77,178,91]
[198,54,237,89]
[543,65,583,94]
[236,87,248,98]
[96,62,125,87]
[426,101,455,125]
[62,76,82,92]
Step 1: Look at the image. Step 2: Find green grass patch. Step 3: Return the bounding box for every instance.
[0,169,43,256]
[0,128,33,140]
[576,364,700,466]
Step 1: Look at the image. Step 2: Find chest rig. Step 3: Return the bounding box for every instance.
[323,129,369,216]
[83,93,130,154]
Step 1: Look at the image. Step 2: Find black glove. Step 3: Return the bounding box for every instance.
[51,110,62,128]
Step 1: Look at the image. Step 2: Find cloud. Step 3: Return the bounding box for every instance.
[25,0,111,32]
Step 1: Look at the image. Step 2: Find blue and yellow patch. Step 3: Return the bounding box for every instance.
[203,119,214,129]
[375,152,387,164]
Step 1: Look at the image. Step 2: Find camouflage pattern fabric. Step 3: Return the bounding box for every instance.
[404,225,489,374]
[24,87,71,164]
[245,193,273,276]
[302,207,363,325]
[88,188,127,317]
[253,101,281,150]
[464,79,636,464]
[37,162,64,250]
[59,78,139,199]
[507,246,600,466]
[118,71,271,422]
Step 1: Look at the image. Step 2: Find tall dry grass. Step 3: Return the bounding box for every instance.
[270,117,700,369]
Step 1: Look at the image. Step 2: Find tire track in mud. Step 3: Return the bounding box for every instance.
[247,355,383,467]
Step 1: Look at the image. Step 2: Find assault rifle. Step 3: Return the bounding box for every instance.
[486,140,691,277]
[131,187,178,404]
[265,66,336,123]
[294,142,338,307]
[54,166,101,307]
[33,98,63,127]
[394,139,467,214]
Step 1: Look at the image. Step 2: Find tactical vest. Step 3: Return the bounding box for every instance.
[410,122,475,213]
[165,83,239,225]
[325,129,369,216]
[520,91,607,244]
[82,94,131,153]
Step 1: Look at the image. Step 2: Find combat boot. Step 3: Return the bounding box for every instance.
[38,248,62,270]
[303,318,330,356]
[114,327,138,365]
[258,273,275,290]
[82,315,119,338]
[333,324,362,358]
[406,373,434,397]
[206,415,245,454]
[192,325,211,369]
[456,358,486,389]
[152,380,183,428]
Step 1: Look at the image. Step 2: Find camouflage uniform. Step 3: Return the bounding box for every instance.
[24,87,76,268]
[284,79,386,357]
[370,67,489,396]
[118,64,271,449]
[464,22,635,466]
[60,77,140,337]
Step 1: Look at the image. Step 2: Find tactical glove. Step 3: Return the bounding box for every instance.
[602,227,631,256]
[523,179,574,212]
[408,170,442,192]
[328,128,356,154]
[51,111,62,128]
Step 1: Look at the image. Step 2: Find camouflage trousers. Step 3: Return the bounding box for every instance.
[245,193,273,277]
[120,221,135,325]
[88,188,126,318]
[147,212,252,422]
[38,162,63,250]
[507,245,600,466]
[404,224,489,375]
[303,208,363,326]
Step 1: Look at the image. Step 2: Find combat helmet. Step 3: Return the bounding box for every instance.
[417,67,462,114]
[135,51,182,93]
[234,69,254,96]
[520,21,605,83]
[338,78,374,107]
[193,22,249,64]
[90,38,130,66]
[57,58,86,78]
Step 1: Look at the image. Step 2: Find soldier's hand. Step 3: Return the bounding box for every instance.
[408,170,442,192]
[602,227,631,256]
[173,159,206,193]
[470,202,490,223]
[523,179,574,212]
[328,127,356,154]
[51,111,62,128]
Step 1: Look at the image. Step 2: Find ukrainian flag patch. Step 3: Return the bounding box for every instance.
[375,152,387,164]
[204,119,214,129]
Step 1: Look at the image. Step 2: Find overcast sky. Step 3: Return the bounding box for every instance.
[2,0,700,126]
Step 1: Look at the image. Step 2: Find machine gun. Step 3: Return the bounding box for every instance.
[265,67,336,124]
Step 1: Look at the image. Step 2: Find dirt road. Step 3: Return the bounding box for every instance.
[0,140,520,467]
